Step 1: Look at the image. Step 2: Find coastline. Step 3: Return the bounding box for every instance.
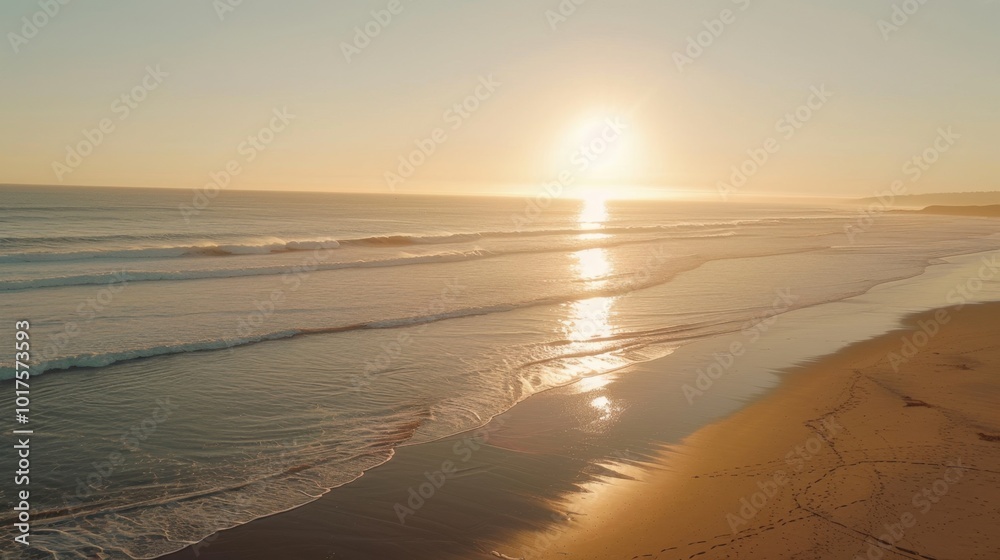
[514,302,1000,559]
[156,253,1000,560]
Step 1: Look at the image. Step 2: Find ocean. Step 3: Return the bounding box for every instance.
[1,185,999,559]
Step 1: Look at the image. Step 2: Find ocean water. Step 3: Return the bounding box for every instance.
[1,185,999,559]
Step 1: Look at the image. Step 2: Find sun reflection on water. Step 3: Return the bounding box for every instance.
[563,195,618,343]
[579,194,608,230]
[573,247,611,283]
[541,193,628,431]
[562,296,614,342]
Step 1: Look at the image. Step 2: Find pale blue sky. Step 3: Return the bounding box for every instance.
[1,0,997,197]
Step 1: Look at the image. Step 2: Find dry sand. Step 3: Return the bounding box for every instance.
[513,303,1000,560]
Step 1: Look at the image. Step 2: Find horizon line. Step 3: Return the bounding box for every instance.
[5,181,965,203]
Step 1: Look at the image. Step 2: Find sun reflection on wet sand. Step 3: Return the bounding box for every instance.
[590,395,612,416]
[586,393,622,426]
[571,374,617,394]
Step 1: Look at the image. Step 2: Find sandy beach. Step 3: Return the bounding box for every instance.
[514,303,1000,560]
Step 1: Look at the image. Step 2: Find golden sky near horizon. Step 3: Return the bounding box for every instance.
[1,1,998,199]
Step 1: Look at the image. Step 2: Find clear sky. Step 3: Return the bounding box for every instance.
[1,0,997,198]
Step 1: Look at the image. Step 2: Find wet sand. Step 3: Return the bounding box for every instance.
[512,303,1000,559]
[159,302,1000,560]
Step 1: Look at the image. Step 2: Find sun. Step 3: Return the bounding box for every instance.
[548,112,657,202]
[576,117,631,177]
[553,112,640,186]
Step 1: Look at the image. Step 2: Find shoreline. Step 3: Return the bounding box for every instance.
[155,256,1000,560]
[512,302,1000,559]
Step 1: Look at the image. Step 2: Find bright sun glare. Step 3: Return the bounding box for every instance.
[579,191,610,226]
[554,112,645,196]
[557,111,662,202]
